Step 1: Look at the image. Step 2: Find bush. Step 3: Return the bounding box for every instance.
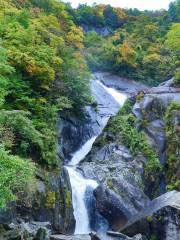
[173,70,180,87]
[108,100,161,177]
[165,102,180,190]
[0,146,35,208]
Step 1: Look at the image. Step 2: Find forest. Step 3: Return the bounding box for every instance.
[0,0,179,210]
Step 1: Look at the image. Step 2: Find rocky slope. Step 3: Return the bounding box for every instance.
[0,73,179,240]
[77,76,180,240]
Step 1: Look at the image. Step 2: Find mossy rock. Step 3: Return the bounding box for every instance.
[45,191,56,209]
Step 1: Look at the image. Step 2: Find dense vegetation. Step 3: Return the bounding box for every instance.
[0,0,91,207]
[73,1,180,85]
[165,102,180,190]
[0,0,179,207]
[108,100,161,179]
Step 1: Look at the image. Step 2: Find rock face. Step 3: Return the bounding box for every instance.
[95,73,147,93]
[122,191,180,240]
[0,221,51,240]
[90,231,146,240]
[29,168,75,234]
[82,25,111,36]
[58,75,120,162]
[79,142,150,231]
[78,77,180,238]
[50,234,91,240]
[0,168,75,235]
[58,72,145,163]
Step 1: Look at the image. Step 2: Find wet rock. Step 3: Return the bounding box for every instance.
[122,191,180,240]
[58,77,120,162]
[90,231,146,240]
[94,73,147,94]
[14,167,75,235]
[85,186,109,232]
[80,142,150,230]
[0,221,51,240]
[58,72,145,163]
[90,231,101,240]
[94,186,136,230]
[0,204,16,225]
[159,78,174,87]
[50,234,90,240]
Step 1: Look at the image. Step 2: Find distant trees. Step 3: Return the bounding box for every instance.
[82,1,179,85]
[165,23,180,86]
[74,4,127,29]
[168,0,180,22]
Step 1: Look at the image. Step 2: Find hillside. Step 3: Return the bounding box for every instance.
[0,1,179,240]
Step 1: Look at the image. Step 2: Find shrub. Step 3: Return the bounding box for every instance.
[0,146,35,208]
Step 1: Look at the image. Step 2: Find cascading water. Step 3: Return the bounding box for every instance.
[69,136,97,166]
[96,80,127,106]
[66,166,98,234]
[65,79,127,235]
[66,135,98,234]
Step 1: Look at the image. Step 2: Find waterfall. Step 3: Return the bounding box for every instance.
[66,135,98,234]
[66,166,98,234]
[69,136,97,166]
[65,79,127,235]
[96,80,127,105]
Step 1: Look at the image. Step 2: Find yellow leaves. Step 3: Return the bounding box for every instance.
[143,53,161,65]
[49,35,65,49]
[147,46,161,54]
[114,7,126,19]
[41,14,60,29]
[0,0,18,14]
[37,97,47,104]
[52,56,63,66]
[66,26,84,50]
[144,24,158,35]
[26,61,38,75]
[118,41,137,67]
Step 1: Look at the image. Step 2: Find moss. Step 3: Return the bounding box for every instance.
[147,215,153,222]
[106,99,161,189]
[65,188,72,209]
[150,234,158,240]
[95,135,108,148]
[107,179,113,189]
[173,69,180,87]
[45,191,56,209]
[136,92,145,102]
[119,98,134,115]
[108,112,161,177]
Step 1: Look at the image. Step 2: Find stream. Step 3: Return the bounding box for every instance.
[65,76,127,235]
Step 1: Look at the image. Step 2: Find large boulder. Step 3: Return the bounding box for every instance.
[94,186,130,230]
[80,142,150,231]
[14,167,75,235]
[121,191,180,240]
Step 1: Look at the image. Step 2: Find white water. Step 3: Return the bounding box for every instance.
[66,166,98,234]
[69,136,97,166]
[66,136,98,234]
[66,80,127,235]
[96,80,127,105]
